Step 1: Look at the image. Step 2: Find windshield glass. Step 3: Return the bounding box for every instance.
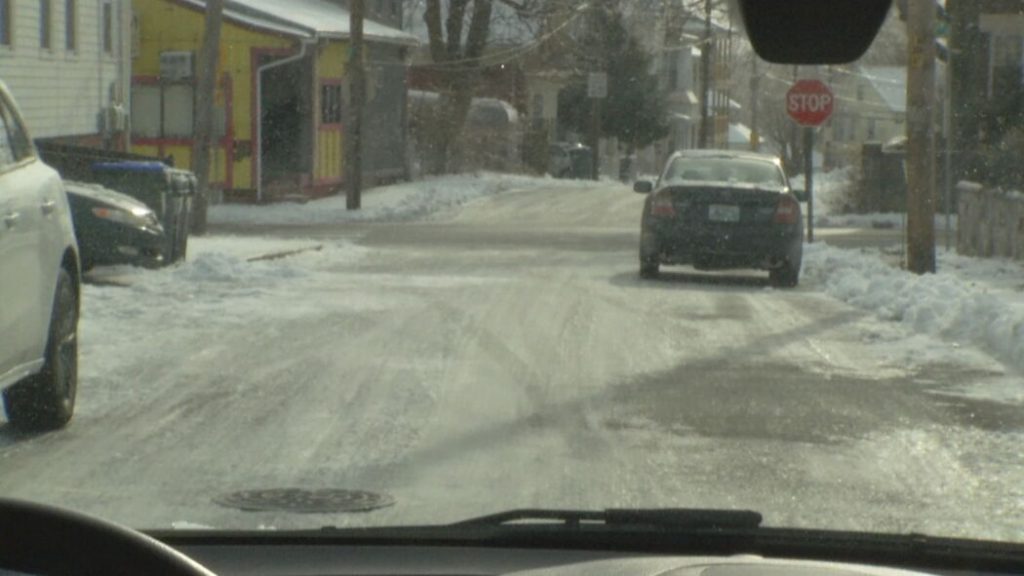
[661,157,786,188]
[3,0,1024,545]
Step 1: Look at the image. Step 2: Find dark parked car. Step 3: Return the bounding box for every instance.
[635,150,804,287]
[63,182,165,271]
[549,142,593,179]
[87,162,194,264]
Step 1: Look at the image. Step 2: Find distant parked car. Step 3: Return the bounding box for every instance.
[635,149,804,287]
[64,181,165,271]
[549,142,593,179]
[0,81,80,430]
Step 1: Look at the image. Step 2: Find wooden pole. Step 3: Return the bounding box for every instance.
[906,0,937,273]
[347,0,366,210]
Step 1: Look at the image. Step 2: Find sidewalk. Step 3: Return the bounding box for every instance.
[207,173,597,227]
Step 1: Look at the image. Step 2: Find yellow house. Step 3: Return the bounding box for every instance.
[130,0,417,201]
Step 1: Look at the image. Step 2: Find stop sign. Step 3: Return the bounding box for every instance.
[786,79,834,127]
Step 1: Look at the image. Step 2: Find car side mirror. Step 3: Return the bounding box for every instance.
[791,188,808,203]
[633,180,653,194]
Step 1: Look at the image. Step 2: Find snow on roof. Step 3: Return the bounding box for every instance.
[182,0,418,45]
[859,66,906,114]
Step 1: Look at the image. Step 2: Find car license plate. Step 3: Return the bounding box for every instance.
[708,204,740,223]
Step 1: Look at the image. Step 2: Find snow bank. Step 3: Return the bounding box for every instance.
[208,173,596,226]
[803,243,1024,374]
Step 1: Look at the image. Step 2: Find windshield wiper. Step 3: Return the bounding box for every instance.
[449,508,762,530]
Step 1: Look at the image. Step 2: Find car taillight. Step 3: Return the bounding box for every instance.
[650,193,676,217]
[773,195,800,225]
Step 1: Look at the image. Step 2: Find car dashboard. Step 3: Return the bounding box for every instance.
[167,541,997,576]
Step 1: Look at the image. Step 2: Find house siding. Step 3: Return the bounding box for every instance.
[132,0,354,197]
[131,0,294,190]
[0,0,127,141]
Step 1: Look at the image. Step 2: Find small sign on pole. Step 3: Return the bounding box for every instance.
[588,72,608,99]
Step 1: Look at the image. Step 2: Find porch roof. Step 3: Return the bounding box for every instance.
[182,0,419,46]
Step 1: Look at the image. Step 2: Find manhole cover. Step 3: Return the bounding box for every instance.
[215,488,395,514]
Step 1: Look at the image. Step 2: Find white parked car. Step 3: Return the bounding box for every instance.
[0,81,80,430]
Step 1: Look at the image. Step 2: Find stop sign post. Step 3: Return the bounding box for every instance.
[785,79,834,243]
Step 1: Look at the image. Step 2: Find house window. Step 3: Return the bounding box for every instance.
[40,0,52,49]
[102,1,112,54]
[321,84,342,125]
[65,0,76,51]
[130,83,195,138]
[867,118,877,140]
[0,0,11,47]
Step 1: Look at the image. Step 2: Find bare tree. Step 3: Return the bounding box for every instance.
[189,0,224,234]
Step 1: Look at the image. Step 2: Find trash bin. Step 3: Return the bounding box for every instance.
[88,161,195,265]
[619,155,635,183]
[568,146,593,179]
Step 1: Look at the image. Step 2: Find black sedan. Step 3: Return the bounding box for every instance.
[635,150,804,287]
[64,181,166,270]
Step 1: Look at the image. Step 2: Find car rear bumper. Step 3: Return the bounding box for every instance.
[644,223,803,270]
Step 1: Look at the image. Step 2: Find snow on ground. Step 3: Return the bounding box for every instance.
[802,243,1024,380]
[79,236,369,407]
[208,173,596,226]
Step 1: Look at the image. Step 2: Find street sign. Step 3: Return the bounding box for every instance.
[786,79,834,126]
[588,72,608,99]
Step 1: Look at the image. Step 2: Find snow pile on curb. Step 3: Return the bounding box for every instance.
[209,173,597,226]
[83,236,366,326]
[802,243,1024,374]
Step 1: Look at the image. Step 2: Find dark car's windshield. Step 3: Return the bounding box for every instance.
[662,157,787,188]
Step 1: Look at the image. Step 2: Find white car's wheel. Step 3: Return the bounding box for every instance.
[3,267,78,430]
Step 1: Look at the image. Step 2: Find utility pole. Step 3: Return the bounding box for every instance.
[698,0,711,148]
[347,0,366,210]
[750,56,759,152]
[189,0,224,235]
[906,0,937,273]
[586,2,605,180]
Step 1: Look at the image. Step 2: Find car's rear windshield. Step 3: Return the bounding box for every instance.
[662,157,786,188]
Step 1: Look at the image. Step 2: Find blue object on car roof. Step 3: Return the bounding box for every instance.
[91,161,168,172]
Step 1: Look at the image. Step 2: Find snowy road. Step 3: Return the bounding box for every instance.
[2,181,1023,541]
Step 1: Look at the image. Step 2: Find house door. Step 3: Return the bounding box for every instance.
[259,55,312,196]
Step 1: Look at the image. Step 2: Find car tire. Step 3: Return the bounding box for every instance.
[769,258,801,288]
[3,268,79,431]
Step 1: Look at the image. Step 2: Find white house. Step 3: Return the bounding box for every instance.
[0,0,131,148]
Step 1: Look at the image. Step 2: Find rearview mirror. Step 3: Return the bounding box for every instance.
[633,180,653,194]
[737,0,890,64]
[791,188,808,203]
